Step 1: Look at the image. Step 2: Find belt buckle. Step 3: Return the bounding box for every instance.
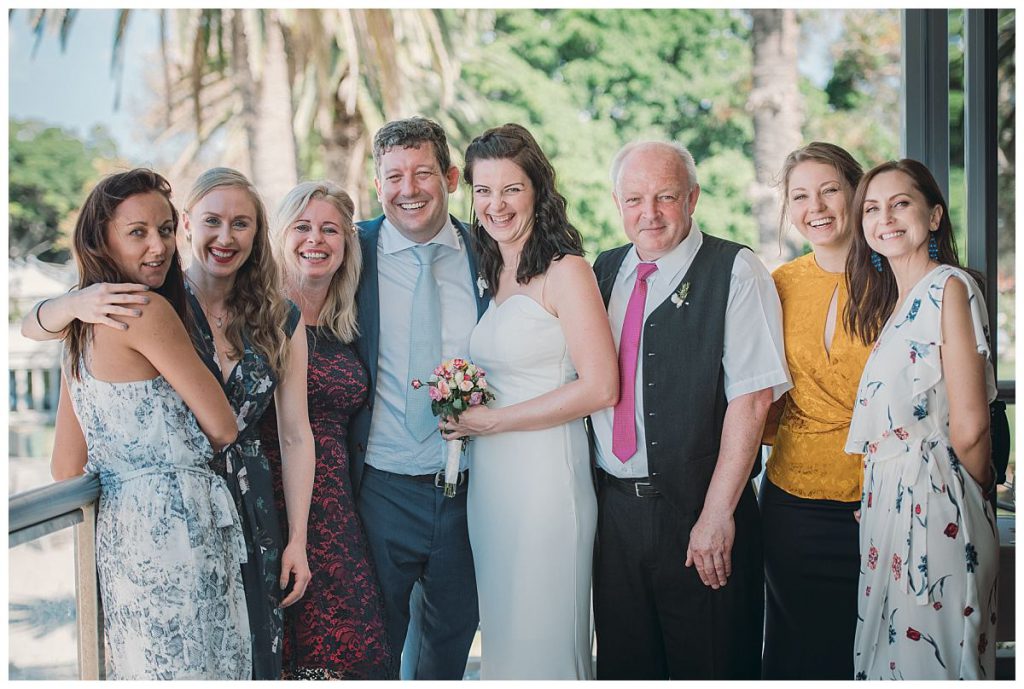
[435,469,466,488]
[634,481,652,498]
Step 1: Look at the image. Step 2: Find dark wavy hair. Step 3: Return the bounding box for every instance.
[463,123,583,293]
[65,168,186,379]
[844,159,963,344]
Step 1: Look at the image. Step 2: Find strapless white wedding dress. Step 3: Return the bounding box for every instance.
[467,295,596,680]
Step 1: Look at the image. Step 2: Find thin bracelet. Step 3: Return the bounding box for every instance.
[35,298,63,335]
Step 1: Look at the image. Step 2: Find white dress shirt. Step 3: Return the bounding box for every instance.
[365,217,478,474]
[592,225,792,479]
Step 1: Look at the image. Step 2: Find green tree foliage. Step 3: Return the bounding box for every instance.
[455,9,757,254]
[9,118,118,261]
[802,9,901,167]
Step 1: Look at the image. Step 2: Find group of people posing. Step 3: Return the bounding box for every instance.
[23,117,999,681]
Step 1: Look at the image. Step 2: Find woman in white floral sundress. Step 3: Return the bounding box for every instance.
[45,169,252,679]
[843,159,998,680]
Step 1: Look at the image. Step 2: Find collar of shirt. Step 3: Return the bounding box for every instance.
[621,222,703,290]
[380,215,462,255]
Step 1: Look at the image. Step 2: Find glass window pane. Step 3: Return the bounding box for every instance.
[996,9,1015,384]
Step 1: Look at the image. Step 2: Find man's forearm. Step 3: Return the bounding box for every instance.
[700,387,773,516]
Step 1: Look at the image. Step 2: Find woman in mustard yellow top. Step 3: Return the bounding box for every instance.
[760,142,872,679]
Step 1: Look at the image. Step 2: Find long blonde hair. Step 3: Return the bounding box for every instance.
[185,167,291,377]
[273,180,362,343]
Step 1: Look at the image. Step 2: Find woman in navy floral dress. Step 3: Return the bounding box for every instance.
[263,180,396,679]
[844,160,998,679]
[181,168,316,679]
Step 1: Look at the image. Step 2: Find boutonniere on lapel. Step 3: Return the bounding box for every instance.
[670,281,690,308]
[476,273,489,299]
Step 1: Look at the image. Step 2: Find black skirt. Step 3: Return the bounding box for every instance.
[759,476,860,680]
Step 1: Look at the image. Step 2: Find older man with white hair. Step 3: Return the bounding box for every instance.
[590,141,791,679]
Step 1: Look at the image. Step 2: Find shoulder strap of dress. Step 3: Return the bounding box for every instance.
[284,299,302,338]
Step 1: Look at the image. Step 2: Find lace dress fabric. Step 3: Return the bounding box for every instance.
[263,326,396,679]
[67,359,250,680]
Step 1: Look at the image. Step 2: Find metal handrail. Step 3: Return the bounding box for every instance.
[9,473,99,546]
[9,473,104,679]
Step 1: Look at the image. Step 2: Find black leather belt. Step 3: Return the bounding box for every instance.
[371,465,468,489]
[598,469,662,498]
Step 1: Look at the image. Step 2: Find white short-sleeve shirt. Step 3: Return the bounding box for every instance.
[592,225,792,478]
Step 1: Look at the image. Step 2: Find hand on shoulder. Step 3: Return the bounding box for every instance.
[72,282,153,330]
[117,293,187,347]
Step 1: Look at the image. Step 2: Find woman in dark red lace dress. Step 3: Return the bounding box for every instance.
[263,180,396,679]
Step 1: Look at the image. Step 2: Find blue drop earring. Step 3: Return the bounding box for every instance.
[871,251,883,272]
[928,232,939,261]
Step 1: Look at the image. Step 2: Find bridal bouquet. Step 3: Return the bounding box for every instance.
[411,358,495,497]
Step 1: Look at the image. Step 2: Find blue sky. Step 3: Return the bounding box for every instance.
[9,9,162,163]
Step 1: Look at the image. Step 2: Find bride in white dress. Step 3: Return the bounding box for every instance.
[443,124,618,679]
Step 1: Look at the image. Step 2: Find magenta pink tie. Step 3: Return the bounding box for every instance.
[612,262,658,462]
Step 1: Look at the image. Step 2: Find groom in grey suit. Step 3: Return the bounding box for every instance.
[348,117,489,680]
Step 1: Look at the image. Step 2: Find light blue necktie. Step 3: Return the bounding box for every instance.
[405,243,443,441]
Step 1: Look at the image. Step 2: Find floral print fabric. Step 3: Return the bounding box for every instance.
[187,286,300,679]
[263,327,396,679]
[67,359,250,679]
[846,265,999,679]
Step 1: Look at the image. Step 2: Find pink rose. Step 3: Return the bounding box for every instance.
[411,379,422,389]
[460,379,474,392]
[478,377,488,389]
[451,358,466,369]
[434,366,445,376]
[428,386,443,402]
[437,380,451,398]
[469,391,483,406]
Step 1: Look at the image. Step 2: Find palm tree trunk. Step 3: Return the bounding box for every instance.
[323,105,371,218]
[748,9,803,266]
[251,10,299,210]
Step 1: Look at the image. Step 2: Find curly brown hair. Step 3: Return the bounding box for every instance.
[463,123,583,293]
